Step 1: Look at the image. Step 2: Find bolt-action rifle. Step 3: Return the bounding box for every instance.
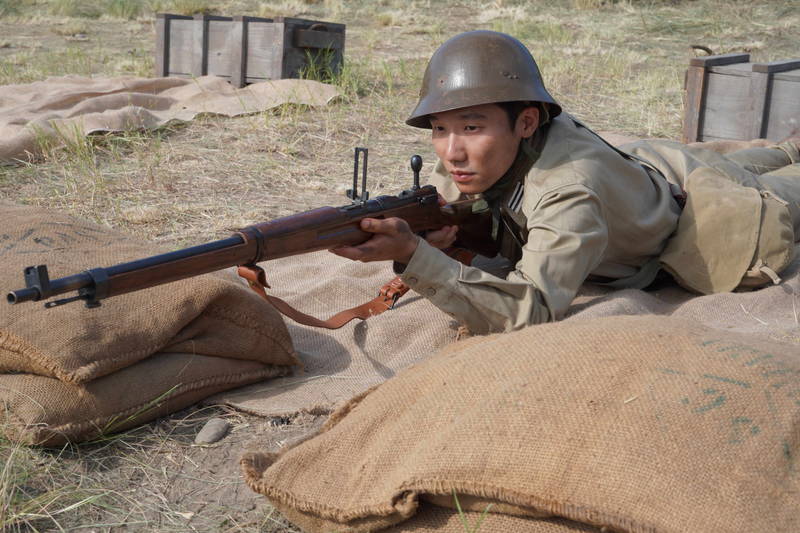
[7,149,498,328]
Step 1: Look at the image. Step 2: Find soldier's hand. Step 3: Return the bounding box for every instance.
[424,225,458,249]
[329,217,419,264]
[425,194,458,249]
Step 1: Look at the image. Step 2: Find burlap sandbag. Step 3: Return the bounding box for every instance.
[274,501,601,533]
[1,203,298,383]
[1,203,299,444]
[242,315,799,532]
[0,352,288,446]
[380,504,600,533]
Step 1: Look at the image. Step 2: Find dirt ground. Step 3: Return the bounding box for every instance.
[37,407,327,532]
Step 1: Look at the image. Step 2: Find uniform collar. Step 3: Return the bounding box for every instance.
[481,123,549,206]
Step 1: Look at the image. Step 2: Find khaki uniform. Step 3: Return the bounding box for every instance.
[399,113,800,334]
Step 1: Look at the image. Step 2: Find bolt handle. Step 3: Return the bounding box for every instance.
[410,155,422,189]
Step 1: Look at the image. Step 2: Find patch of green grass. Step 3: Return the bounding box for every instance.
[0,43,153,86]
[91,385,182,444]
[302,51,375,101]
[257,0,326,18]
[453,491,492,533]
[300,47,339,83]
[0,430,112,532]
[50,20,90,36]
[376,10,398,26]
[0,47,93,85]
[49,0,104,18]
[106,0,143,20]
[491,18,573,45]
[0,0,19,17]
[160,0,215,15]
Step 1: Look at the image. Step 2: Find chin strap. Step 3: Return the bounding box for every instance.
[237,247,476,329]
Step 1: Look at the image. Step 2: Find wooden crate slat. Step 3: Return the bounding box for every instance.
[702,70,753,141]
[207,18,233,78]
[689,53,750,68]
[773,68,800,82]
[155,14,169,76]
[230,16,273,88]
[748,69,771,140]
[155,12,345,88]
[752,59,800,74]
[191,15,205,76]
[229,17,247,88]
[168,18,194,76]
[246,21,284,83]
[683,52,800,142]
[765,78,800,139]
[682,65,707,143]
[155,14,193,77]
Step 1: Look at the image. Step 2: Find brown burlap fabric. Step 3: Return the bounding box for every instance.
[380,504,600,533]
[566,244,800,344]
[1,353,289,447]
[242,315,800,532]
[275,501,601,533]
[213,250,463,417]
[1,204,299,445]
[214,243,799,420]
[0,76,340,164]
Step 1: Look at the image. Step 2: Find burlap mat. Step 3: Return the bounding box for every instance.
[213,244,799,418]
[566,247,800,344]
[242,314,800,532]
[1,204,300,445]
[212,251,462,416]
[0,75,340,163]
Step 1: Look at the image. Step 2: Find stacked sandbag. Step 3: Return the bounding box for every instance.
[0,203,300,446]
[242,315,800,532]
[381,504,599,533]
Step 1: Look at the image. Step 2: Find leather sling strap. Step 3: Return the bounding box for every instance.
[238,246,477,329]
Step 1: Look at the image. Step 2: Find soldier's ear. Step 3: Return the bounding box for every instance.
[517,106,539,138]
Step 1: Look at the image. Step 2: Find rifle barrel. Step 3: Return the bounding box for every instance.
[5,184,495,308]
[6,235,246,305]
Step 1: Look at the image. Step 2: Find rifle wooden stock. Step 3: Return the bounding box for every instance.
[7,185,497,308]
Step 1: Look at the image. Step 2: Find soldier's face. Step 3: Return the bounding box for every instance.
[429,104,538,195]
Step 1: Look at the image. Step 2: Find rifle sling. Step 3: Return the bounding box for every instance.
[237,247,476,329]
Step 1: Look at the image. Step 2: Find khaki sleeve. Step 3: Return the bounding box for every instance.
[400,185,608,334]
[517,184,608,318]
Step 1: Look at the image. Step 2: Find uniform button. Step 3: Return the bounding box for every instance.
[407,276,418,284]
[425,288,437,297]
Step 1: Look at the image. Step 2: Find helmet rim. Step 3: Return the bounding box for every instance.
[406,30,561,129]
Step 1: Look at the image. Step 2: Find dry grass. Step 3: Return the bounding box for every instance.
[1,407,320,531]
[1,0,798,530]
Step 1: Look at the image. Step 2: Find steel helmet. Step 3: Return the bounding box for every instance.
[406,30,561,129]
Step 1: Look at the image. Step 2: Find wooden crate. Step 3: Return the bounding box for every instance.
[155,14,345,88]
[682,53,800,143]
